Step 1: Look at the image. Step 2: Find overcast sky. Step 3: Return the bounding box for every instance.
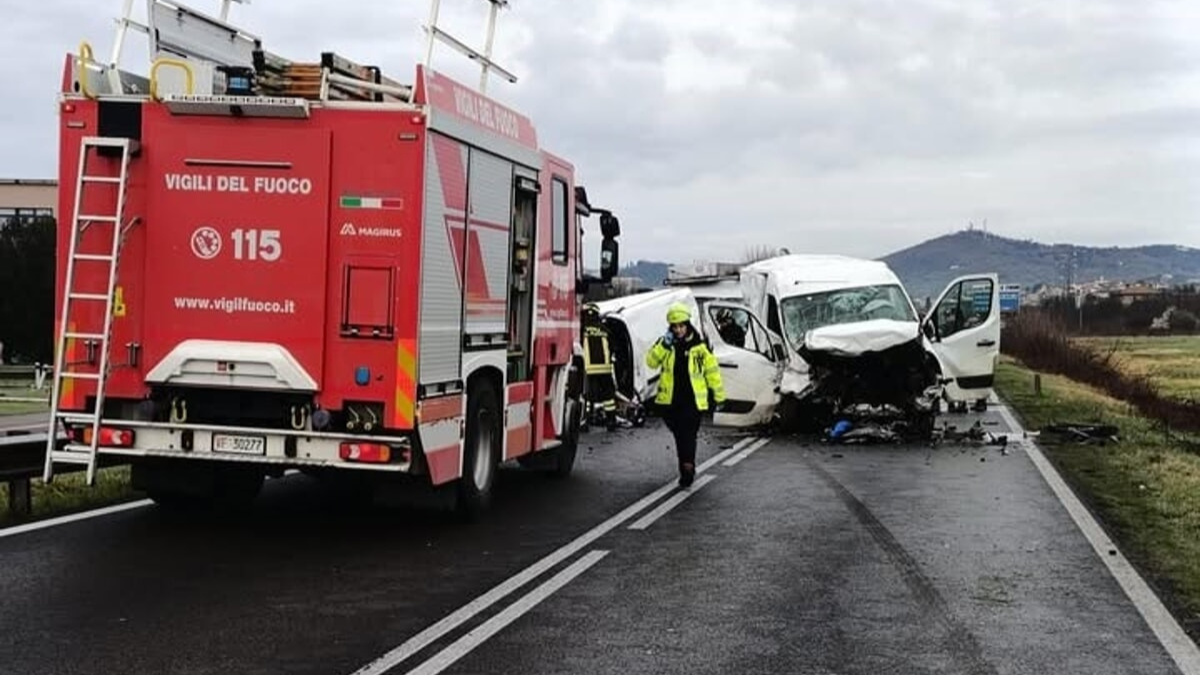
[6,0,1200,265]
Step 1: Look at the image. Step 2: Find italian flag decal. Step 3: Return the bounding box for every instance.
[341,195,404,210]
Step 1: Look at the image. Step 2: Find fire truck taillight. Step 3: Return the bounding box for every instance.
[339,443,392,463]
[75,426,136,447]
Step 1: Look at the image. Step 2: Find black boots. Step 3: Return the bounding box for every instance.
[679,462,695,488]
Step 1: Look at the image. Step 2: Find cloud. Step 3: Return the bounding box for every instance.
[5,0,1200,268]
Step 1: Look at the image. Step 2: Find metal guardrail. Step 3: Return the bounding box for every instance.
[0,364,53,391]
[1,428,67,517]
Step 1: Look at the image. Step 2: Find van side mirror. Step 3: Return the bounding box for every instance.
[922,320,937,341]
[772,343,786,361]
[600,237,619,282]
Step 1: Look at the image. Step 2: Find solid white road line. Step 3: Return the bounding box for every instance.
[351,437,760,675]
[697,435,756,473]
[996,403,1200,675]
[0,499,153,539]
[722,437,772,467]
[627,474,717,531]
[403,550,611,675]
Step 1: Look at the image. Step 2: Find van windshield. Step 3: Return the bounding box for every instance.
[779,284,917,346]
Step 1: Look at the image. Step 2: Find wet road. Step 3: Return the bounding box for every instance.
[0,406,1191,675]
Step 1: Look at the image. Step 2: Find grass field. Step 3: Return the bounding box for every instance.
[0,375,49,415]
[0,467,139,528]
[0,400,48,415]
[1075,335,1200,403]
[996,356,1200,636]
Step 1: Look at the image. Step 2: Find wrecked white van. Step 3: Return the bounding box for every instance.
[696,254,1000,438]
[593,287,702,404]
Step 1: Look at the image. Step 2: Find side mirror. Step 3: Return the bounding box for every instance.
[600,237,619,282]
[772,343,787,361]
[600,212,621,238]
[921,320,937,341]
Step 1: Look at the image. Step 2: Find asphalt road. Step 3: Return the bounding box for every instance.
[0,408,1189,675]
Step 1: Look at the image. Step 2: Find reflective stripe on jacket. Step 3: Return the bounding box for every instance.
[645,337,726,410]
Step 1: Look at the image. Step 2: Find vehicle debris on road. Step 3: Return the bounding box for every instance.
[1040,423,1121,445]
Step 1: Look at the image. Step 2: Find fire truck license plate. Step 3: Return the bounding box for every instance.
[212,434,267,455]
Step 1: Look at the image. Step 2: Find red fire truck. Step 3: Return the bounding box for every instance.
[44,0,623,516]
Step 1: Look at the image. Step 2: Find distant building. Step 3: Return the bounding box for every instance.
[0,179,57,224]
[1111,285,1164,306]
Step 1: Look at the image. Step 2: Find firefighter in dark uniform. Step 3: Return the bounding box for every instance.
[581,303,618,431]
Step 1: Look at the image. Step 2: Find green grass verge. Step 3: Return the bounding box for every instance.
[1075,335,1200,402]
[0,401,49,415]
[0,466,140,528]
[996,357,1200,636]
[0,378,140,527]
[0,379,49,415]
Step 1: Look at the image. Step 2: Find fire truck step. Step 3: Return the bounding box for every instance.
[74,254,116,262]
[68,292,110,301]
[51,448,97,464]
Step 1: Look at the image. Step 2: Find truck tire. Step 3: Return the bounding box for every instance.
[456,380,500,519]
[550,397,581,478]
[517,395,582,477]
[137,462,262,514]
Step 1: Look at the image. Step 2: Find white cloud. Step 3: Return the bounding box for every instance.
[5,0,1200,267]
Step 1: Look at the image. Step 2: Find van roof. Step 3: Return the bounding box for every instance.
[741,254,905,298]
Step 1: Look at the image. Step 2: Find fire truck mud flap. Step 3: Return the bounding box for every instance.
[141,115,333,391]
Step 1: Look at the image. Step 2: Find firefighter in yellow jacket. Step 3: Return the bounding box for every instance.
[581,303,618,430]
[646,302,726,487]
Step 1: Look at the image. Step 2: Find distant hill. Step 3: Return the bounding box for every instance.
[619,260,670,288]
[616,231,1200,305]
[883,230,1200,302]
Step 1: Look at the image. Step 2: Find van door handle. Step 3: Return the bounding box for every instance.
[719,362,739,369]
[977,339,996,347]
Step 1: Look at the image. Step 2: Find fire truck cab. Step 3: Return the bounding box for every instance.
[45,0,622,516]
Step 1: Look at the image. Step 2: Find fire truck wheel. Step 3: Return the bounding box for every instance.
[549,398,581,478]
[457,380,501,518]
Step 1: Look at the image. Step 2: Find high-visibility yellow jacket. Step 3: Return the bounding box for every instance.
[583,324,613,375]
[646,336,726,411]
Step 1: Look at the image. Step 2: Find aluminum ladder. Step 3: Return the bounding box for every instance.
[423,0,518,94]
[43,136,136,486]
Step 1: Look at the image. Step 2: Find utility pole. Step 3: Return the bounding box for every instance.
[1060,246,1080,332]
[1065,246,1083,333]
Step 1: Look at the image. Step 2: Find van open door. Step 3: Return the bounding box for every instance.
[701,301,784,428]
[924,274,1001,405]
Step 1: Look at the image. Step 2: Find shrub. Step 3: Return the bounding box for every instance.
[1002,310,1200,432]
[1171,310,1199,333]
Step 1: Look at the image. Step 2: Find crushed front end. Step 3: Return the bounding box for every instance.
[792,323,943,442]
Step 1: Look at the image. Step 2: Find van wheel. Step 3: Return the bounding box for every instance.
[456,381,500,519]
